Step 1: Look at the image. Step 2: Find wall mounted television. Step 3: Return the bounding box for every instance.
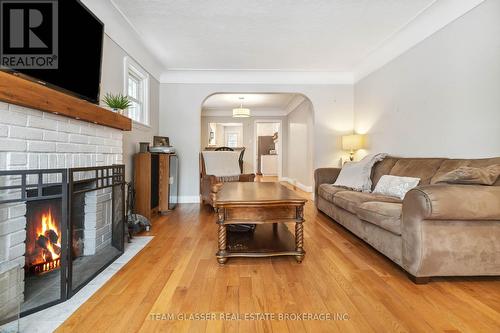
[1,0,104,104]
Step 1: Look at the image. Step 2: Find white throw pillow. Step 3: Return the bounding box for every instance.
[333,153,387,192]
[373,175,420,199]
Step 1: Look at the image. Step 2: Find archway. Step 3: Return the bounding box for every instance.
[199,92,315,192]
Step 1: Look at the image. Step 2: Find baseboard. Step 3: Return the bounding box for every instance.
[279,177,313,193]
[296,182,313,193]
[178,195,201,203]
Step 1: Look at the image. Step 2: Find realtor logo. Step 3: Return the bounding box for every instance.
[0,0,58,69]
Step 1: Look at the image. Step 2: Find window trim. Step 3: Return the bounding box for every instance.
[123,57,150,126]
[225,132,239,147]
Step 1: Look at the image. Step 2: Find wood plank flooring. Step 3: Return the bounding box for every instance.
[56,183,500,333]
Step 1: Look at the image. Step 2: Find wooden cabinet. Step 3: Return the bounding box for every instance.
[133,152,178,220]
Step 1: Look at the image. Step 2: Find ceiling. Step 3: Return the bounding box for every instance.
[202,93,302,117]
[112,0,436,72]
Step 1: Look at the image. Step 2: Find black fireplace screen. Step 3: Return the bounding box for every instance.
[0,168,68,317]
[67,165,125,297]
[0,165,125,317]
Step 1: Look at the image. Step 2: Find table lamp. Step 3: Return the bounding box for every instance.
[342,134,364,161]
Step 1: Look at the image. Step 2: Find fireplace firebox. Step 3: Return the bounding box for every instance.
[0,165,125,320]
[26,201,62,275]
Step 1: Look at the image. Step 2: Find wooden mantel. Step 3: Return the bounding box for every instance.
[0,71,132,131]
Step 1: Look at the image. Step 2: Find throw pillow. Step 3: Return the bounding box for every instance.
[333,153,387,192]
[433,165,500,185]
[373,175,420,199]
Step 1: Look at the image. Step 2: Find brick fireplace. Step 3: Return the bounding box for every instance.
[0,101,125,320]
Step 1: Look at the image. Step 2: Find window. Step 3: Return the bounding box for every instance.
[124,57,149,125]
[226,133,238,147]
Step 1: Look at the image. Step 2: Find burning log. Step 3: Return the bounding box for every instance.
[27,208,62,275]
[45,229,59,244]
[52,244,62,256]
[36,234,49,249]
[43,249,53,262]
[32,247,44,258]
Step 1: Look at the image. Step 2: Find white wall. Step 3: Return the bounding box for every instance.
[287,100,314,189]
[81,0,163,182]
[100,35,160,182]
[257,123,279,136]
[354,0,500,159]
[160,84,353,202]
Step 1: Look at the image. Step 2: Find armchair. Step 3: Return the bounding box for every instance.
[200,150,255,207]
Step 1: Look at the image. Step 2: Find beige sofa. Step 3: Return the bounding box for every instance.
[314,157,500,283]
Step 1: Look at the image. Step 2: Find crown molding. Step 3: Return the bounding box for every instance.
[353,0,485,83]
[160,70,353,85]
[285,95,307,114]
[201,108,288,117]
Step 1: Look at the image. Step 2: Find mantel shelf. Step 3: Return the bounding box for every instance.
[0,71,132,131]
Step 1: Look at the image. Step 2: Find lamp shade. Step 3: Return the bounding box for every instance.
[232,107,251,118]
[342,134,364,151]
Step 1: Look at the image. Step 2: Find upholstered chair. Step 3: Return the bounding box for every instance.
[200,149,255,207]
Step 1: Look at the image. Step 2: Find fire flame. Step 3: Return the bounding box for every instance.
[37,209,61,261]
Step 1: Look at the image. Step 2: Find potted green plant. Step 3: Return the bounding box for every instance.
[102,93,132,116]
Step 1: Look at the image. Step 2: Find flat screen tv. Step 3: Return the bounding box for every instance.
[1,0,104,104]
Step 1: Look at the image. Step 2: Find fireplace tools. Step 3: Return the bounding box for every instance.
[126,182,151,237]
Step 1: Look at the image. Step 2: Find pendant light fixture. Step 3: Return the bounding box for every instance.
[232,97,251,118]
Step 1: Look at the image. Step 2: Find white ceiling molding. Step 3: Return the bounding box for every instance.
[160,70,353,85]
[285,95,307,115]
[203,93,297,110]
[81,0,164,81]
[202,109,288,117]
[353,0,485,83]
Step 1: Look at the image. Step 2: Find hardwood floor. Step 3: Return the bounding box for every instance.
[255,175,279,183]
[56,185,500,332]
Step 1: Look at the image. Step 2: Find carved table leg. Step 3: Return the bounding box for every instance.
[295,206,305,263]
[216,208,228,264]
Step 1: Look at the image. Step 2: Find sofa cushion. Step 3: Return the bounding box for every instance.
[432,165,500,185]
[317,184,346,203]
[431,157,500,185]
[356,202,403,235]
[333,191,402,214]
[389,158,445,185]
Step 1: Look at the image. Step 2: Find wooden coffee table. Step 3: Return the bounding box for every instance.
[214,182,307,264]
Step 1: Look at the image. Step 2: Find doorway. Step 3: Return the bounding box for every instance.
[254,120,282,181]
